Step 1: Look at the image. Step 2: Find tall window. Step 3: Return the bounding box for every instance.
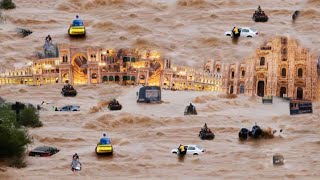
[217,68,220,73]
[260,57,265,66]
[298,68,303,77]
[62,55,68,63]
[281,68,286,77]
[241,70,245,77]
[231,71,235,79]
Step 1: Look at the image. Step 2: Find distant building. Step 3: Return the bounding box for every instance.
[214,37,319,101]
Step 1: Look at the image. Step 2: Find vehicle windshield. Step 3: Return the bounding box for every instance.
[72,20,84,26]
[34,146,49,152]
[196,145,202,149]
[250,28,257,32]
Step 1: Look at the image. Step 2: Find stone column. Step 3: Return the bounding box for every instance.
[69,68,73,85]
[98,67,101,84]
[87,68,91,85]
[146,70,149,85]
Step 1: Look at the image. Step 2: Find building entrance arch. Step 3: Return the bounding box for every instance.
[257,81,265,97]
[297,87,303,100]
[71,53,88,84]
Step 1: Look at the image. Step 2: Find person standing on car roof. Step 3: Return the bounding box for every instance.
[100,133,110,144]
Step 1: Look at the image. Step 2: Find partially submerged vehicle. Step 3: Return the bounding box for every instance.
[225,27,258,38]
[289,100,313,115]
[238,123,263,140]
[171,145,205,156]
[108,99,122,110]
[61,84,77,97]
[29,146,59,157]
[137,86,161,103]
[68,19,86,37]
[95,143,113,155]
[199,123,215,140]
[184,103,197,115]
[273,153,284,165]
[239,128,250,140]
[59,105,80,111]
[252,6,269,22]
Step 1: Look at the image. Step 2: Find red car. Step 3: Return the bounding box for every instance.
[29,146,59,157]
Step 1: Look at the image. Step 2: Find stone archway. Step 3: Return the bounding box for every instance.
[257,81,265,97]
[71,53,88,84]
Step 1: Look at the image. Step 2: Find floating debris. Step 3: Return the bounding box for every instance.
[273,153,284,165]
[16,28,32,37]
[292,10,300,22]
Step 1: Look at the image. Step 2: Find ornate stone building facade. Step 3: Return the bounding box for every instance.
[0,36,319,100]
[0,44,222,92]
[216,37,319,100]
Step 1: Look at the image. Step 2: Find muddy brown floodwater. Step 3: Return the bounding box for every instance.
[0,0,320,179]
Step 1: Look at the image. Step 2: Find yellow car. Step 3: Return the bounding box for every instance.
[68,19,86,36]
[95,144,113,155]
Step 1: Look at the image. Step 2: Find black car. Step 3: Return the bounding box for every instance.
[29,146,60,157]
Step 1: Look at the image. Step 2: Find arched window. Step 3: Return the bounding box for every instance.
[281,68,286,77]
[115,76,120,81]
[102,76,108,82]
[231,71,235,79]
[298,68,303,77]
[260,57,265,66]
[241,70,245,77]
[91,73,97,79]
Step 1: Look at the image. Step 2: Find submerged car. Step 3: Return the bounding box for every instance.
[95,144,113,155]
[29,146,59,157]
[61,84,77,97]
[252,6,269,22]
[59,105,80,111]
[225,27,259,37]
[68,19,86,37]
[171,145,205,155]
[108,99,122,111]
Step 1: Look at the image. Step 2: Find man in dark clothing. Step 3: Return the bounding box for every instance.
[188,103,194,113]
